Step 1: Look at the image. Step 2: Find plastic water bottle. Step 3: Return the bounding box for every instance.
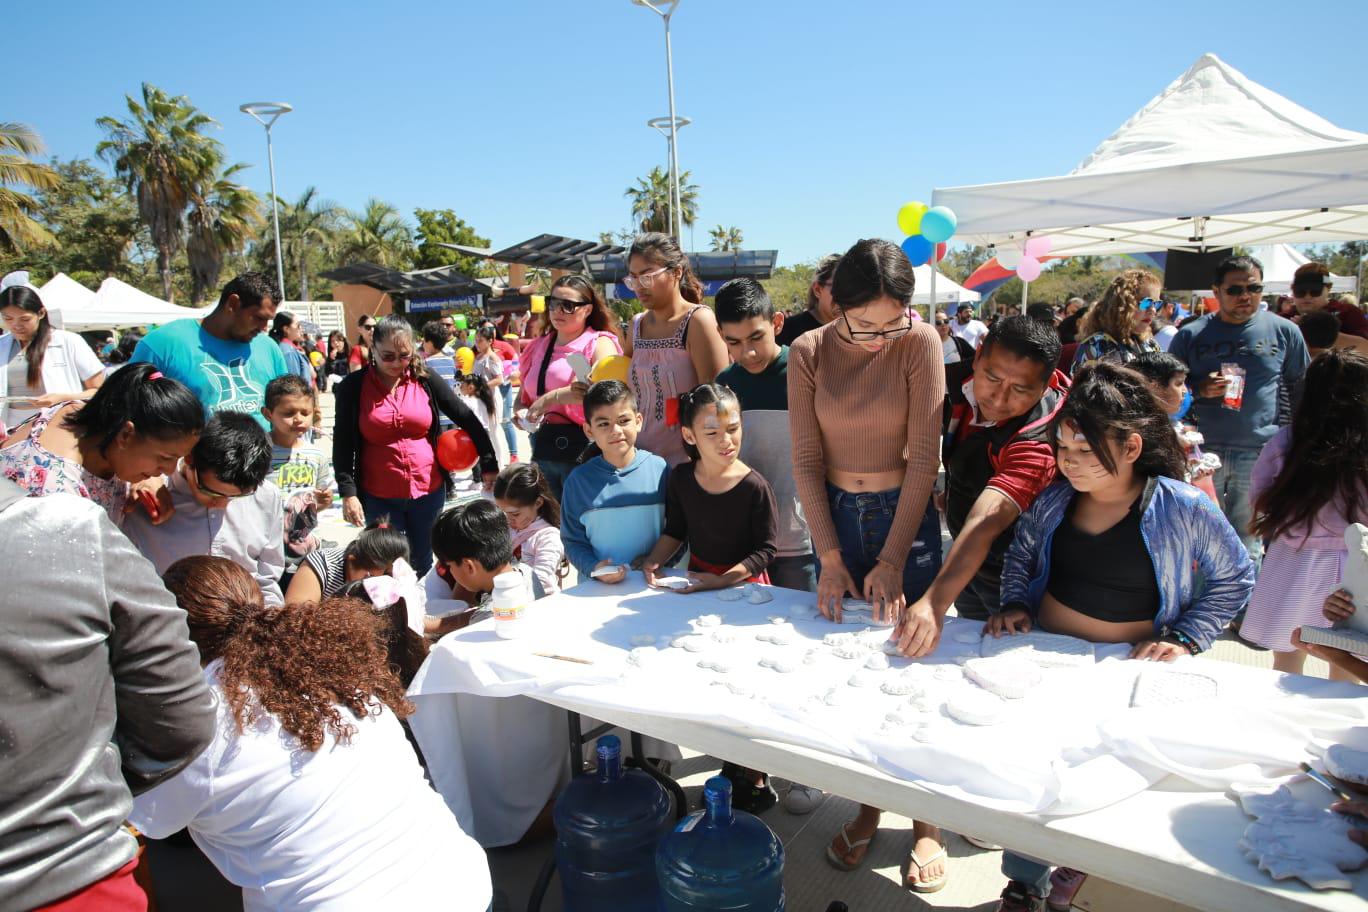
[554,735,674,911]
[657,776,785,911]
[490,569,529,639]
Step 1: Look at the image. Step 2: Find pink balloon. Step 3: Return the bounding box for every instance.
[1016,256,1043,282]
[1024,236,1052,258]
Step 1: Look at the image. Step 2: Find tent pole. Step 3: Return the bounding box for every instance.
[1022,280,1030,309]
[930,264,937,321]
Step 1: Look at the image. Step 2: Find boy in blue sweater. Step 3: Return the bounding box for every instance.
[561,380,670,583]
[715,278,815,592]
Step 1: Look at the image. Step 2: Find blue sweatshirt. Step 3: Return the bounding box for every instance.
[561,449,669,577]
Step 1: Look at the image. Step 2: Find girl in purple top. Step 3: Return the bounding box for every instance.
[1243,349,1368,677]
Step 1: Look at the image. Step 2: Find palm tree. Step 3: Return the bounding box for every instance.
[338,199,413,269]
[624,166,699,236]
[708,225,744,252]
[97,83,221,300]
[278,186,342,300]
[187,162,262,304]
[0,123,61,253]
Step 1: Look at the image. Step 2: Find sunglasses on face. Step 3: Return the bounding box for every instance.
[1137,297,1167,311]
[1292,281,1330,297]
[547,296,589,314]
[361,322,377,331]
[1221,283,1264,297]
[377,351,414,363]
[934,319,949,326]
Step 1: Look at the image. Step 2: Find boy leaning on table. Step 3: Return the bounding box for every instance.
[560,380,670,583]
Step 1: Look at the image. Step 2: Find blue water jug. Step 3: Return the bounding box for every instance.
[657,776,785,911]
[554,735,674,911]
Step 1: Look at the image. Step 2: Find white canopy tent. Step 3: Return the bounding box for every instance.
[57,277,212,330]
[35,273,97,323]
[933,54,1368,257]
[913,264,979,306]
[1245,243,1356,295]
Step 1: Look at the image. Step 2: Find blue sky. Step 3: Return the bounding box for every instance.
[8,1,1368,266]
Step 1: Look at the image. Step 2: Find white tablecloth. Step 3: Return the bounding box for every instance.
[408,577,1368,823]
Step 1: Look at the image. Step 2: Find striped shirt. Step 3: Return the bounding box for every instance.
[302,547,349,598]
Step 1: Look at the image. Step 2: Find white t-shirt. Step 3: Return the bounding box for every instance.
[942,336,962,364]
[1155,323,1178,352]
[130,663,491,912]
[950,318,988,349]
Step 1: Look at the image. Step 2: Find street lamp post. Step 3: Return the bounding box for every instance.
[239,102,293,301]
[647,115,690,237]
[631,0,684,241]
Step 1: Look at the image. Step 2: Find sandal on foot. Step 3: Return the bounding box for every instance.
[906,845,948,893]
[824,822,877,872]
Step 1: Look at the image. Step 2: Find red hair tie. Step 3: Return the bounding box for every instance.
[148,370,164,381]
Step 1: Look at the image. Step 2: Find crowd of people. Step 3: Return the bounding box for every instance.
[0,235,1364,911]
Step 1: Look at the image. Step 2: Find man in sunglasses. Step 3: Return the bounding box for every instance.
[1168,255,1309,561]
[1292,262,1368,339]
[124,412,286,605]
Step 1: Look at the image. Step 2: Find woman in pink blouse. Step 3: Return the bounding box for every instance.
[333,316,497,576]
[520,275,623,500]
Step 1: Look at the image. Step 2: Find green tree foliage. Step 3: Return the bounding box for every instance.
[277,186,343,300]
[625,166,699,235]
[708,224,743,252]
[762,260,818,314]
[338,199,413,270]
[97,83,226,300]
[186,162,261,303]
[0,123,61,253]
[412,208,492,277]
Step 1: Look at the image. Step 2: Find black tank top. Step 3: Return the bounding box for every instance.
[1046,497,1160,624]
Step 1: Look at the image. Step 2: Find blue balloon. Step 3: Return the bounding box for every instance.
[920,206,958,244]
[901,234,934,266]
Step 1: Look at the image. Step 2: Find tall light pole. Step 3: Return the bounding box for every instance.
[239,102,293,300]
[631,0,684,242]
[647,115,690,238]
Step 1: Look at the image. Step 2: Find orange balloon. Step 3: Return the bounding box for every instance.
[437,429,479,472]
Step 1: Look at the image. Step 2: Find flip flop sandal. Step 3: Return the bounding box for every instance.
[906,845,948,893]
[824,821,877,872]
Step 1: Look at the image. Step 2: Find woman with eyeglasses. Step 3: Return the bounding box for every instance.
[518,274,623,499]
[349,314,377,373]
[1070,269,1164,373]
[622,232,729,467]
[332,315,498,576]
[788,239,948,891]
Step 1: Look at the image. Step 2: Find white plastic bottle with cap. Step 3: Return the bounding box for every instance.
[491,569,531,639]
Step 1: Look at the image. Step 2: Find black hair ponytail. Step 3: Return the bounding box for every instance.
[61,363,205,452]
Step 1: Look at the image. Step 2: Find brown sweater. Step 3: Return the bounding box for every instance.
[787,320,944,565]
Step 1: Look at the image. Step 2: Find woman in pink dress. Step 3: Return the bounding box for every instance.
[520,275,622,500]
[622,233,729,467]
[1242,349,1368,678]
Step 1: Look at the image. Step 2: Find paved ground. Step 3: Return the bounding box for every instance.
[144,391,1343,911]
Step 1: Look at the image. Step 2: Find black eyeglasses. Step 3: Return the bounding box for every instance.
[841,310,913,342]
[1222,283,1264,297]
[934,319,949,326]
[547,296,589,314]
[377,351,414,363]
[361,322,377,331]
[192,468,256,501]
[1292,281,1330,297]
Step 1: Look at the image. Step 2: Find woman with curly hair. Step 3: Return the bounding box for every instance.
[129,555,491,911]
[1071,269,1164,373]
[1241,349,1368,677]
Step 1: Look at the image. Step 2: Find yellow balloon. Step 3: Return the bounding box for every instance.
[530,294,546,314]
[308,350,324,368]
[897,201,928,236]
[590,354,631,384]
[455,347,475,374]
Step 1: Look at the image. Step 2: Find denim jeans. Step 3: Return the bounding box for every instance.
[769,553,817,592]
[535,456,576,505]
[1209,445,1262,564]
[826,483,942,602]
[359,487,446,577]
[1002,851,1052,897]
[501,387,519,459]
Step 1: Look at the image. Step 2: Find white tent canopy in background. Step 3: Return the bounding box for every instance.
[1246,243,1357,295]
[54,276,212,330]
[913,264,979,306]
[933,54,1368,256]
[34,273,97,321]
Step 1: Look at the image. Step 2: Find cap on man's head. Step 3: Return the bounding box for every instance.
[957,303,975,313]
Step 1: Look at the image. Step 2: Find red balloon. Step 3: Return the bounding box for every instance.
[934,242,947,263]
[437,429,479,472]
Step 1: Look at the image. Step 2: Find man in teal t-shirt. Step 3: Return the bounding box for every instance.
[132,272,288,430]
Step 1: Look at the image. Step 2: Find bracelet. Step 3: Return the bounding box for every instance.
[1165,629,1201,656]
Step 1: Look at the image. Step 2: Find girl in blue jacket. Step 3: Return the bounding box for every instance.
[985,361,1255,909]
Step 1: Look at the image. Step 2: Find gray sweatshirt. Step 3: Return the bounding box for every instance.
[0,481,215,910]
[122,470,287,606]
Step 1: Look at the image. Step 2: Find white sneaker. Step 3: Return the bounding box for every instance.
[782,783,823,814]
